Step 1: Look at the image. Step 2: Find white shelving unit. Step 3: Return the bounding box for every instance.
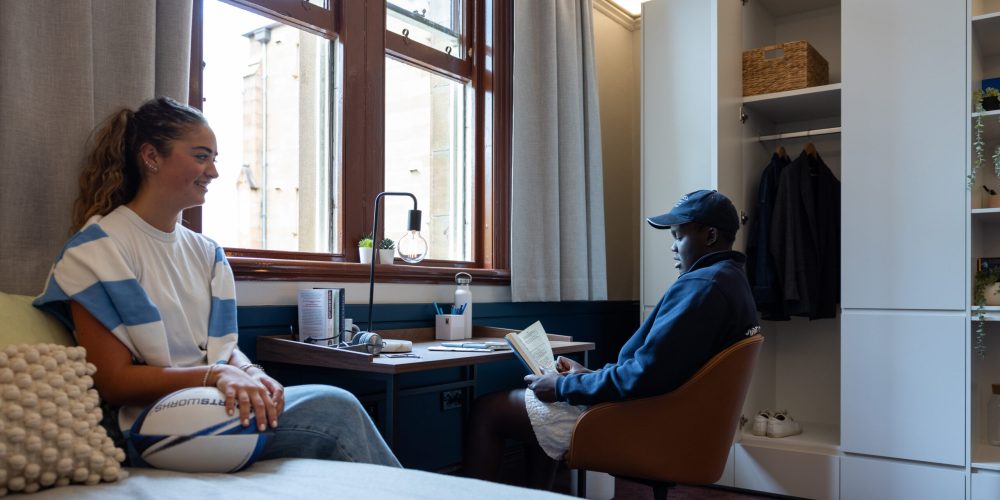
[971,4,1000,498]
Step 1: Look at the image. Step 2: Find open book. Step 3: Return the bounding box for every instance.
[504,321,557,376]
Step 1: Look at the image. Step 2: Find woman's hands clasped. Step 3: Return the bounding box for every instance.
[211,365,285,431]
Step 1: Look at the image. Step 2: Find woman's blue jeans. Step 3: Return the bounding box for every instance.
[258,385,400,467]
[124,384,400,468]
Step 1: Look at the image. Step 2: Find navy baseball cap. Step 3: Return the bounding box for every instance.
[646,189,739,233]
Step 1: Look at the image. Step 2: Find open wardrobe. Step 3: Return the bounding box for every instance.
[640,0,980,499]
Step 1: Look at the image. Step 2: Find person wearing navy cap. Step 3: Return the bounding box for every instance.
[463,189,760,490]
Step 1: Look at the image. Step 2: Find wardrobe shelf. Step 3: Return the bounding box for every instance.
[970,306,1000,322]
[972,443,1000,471]
[971,208,1000,223]
[757,0,839,18]
[738,420,840,454]
[973,12,1000,59]
[742,83,841,124]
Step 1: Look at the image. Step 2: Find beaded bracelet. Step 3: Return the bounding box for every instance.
[239,363,265,374]
[202,364,216,387]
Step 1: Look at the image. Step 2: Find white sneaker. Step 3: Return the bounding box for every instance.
[766,410,802,438]
[751,409,772,436]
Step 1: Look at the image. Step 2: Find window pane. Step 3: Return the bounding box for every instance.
[385,57,473,262]
[387,0,464,59]
[201,0,341,253]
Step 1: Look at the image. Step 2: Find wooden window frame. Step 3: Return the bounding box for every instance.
[188,0,511,284]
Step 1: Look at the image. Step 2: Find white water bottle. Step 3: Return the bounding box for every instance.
[454,272,473,339]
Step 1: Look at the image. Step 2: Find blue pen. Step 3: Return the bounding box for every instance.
[433,302,442,315]
[457,303,466,315]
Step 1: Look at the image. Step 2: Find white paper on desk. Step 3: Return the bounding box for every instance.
[297,289,339,343]
[428,346,493,352]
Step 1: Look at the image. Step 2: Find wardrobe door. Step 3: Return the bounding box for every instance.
[841,311,966,466]
[841,0,966,310]
[640,0,740,314]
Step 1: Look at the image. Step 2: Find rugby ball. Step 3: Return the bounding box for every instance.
[129,386,271,473]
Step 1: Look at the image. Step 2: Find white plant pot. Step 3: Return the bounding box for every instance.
[359,247,372,264]
[379,248,395,264]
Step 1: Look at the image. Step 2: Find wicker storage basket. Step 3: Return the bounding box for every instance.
[742,41,829,97]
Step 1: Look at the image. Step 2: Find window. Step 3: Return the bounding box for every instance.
[200,1,340,254]
[190,0,511,283]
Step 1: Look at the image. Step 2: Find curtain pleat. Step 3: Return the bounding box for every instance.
[511,0,607,302]
[0,0,192,295]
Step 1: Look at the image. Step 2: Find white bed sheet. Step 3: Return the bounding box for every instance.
[26,458,573,499]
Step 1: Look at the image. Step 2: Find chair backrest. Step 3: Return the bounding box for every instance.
[565,334,763,485]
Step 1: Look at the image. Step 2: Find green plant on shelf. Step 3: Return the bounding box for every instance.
[378,238,395,250]
[973,266,1000,358]
[969,89,1000,189]
[971,101,986,189]
[358,234,374,248]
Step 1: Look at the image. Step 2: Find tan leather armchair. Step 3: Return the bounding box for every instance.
[565,335,764,499]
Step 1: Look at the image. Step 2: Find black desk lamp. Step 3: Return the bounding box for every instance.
[360,192,428,340]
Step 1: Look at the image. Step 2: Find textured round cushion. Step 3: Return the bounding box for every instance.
[129,386,271,473]
[0,344,125,496]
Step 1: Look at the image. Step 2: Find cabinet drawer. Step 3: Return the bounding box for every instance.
[841,455,965,500]
[734,444,838,500]
[841,311,965,465]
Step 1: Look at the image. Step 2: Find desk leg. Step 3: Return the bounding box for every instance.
[384,374,398,449]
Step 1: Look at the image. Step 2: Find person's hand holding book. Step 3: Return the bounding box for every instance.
[525,368,560,402]
[555,356,592,375]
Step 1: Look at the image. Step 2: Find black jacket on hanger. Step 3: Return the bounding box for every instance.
[746,152,790,321]
[770,151,841,320]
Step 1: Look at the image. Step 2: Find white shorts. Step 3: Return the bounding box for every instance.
[524,389,587,460]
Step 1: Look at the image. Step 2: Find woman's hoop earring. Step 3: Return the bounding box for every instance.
[145,161,158,173]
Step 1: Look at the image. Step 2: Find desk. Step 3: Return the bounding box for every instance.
[256,325,595,449]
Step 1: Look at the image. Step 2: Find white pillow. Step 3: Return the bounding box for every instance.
[0,344,126,496]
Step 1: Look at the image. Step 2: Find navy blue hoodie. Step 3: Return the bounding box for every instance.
[556,250,759,405]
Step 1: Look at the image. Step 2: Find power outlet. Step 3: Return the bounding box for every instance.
[441,389,463,411]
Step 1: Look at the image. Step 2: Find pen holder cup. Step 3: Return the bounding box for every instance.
[435,315,466,341]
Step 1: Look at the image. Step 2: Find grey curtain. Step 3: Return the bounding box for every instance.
[511,0,607,302]
[0,0,192,295]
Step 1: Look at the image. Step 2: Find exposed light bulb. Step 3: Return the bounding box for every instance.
[397,230,428,263]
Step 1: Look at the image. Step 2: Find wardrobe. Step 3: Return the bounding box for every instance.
[640,0,979,498]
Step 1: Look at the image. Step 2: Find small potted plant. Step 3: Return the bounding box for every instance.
[973,265,1000,358]
[985,87,1000,111]
[358,235,374,264]
[378,238,395,264]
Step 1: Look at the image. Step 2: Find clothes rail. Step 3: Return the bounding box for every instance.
[757,126,841,143]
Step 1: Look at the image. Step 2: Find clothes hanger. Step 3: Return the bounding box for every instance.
[775,145,787,160]
[803,142,820,176]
